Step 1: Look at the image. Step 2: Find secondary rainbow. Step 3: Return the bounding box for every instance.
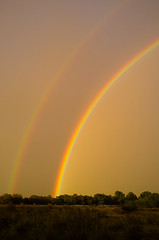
[54,39,159,197]
[8,0,130,193]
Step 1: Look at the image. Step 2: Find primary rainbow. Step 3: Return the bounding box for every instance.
[8,0,130,193]
[53,39,159,197]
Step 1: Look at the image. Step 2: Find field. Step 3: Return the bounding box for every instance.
[0,205,159,240]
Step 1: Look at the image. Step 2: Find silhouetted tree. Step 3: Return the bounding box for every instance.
[12,194,23,204]
[126,192,137,201]
[0,194,12,204]
[94,194,104,205]
[56,195,65,205]
[147,193,159,207]
[114,191,125,204]
[139,191,152,199]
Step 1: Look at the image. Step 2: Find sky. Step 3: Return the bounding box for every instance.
[0,0,159,197]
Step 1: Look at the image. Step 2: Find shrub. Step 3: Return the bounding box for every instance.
[121,201,138,212]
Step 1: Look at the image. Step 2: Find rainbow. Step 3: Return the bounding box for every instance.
[8,0,130,193]
[53,40,159,197]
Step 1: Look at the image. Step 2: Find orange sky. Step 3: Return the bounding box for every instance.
[0,0,159,196]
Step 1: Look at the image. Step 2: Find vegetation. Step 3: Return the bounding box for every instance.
[0,191,159,239]
[0,204,159,239]
[1,191,159,207]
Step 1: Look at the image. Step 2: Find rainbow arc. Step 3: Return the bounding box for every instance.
[53,40,159,197]
[8,0,131,194]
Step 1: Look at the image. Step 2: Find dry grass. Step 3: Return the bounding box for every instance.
[0,205,159,240]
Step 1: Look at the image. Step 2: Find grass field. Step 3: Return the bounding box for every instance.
[0,205,159,240]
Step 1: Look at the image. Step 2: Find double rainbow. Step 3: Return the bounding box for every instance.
[8,0,131,194]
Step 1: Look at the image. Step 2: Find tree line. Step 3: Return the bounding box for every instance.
[0,191,159,208]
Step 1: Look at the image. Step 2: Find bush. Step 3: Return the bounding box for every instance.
[121,201,138,212]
